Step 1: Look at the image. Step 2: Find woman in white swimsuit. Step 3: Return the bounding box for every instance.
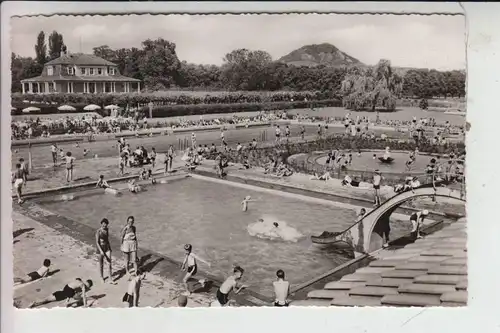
[120,216,138,275]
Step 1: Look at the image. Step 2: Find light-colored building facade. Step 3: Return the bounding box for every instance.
[21,53,141,94]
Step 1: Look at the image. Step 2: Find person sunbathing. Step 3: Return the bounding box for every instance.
[311,171,331,181]
[341,175,360,187]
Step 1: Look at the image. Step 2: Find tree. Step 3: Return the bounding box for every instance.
[341,59,402,112]
[34,31,47,66]
[48,31,66,60]
[11,53,42,93]
[93,45,116,61]
[139,38,181,90]
[220,49,273,90]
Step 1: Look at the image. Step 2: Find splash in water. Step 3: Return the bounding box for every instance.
[247,215,304,243]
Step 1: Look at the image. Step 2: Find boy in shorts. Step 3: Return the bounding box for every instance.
[122,269,146,307]
[216,266,247,306]
[29,278,93,308]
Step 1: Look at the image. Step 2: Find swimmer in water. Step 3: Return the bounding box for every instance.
[83,149,88,157]
[181,244,211,295]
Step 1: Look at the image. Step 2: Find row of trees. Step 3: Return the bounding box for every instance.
[11,32,466,108]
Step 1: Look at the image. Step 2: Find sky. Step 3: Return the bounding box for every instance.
[10,14,466,70]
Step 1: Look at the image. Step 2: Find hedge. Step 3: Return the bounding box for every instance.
[138,99,342,118]
[11,90,337,108]
[11,99,342,118]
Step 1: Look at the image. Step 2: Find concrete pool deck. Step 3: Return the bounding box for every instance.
[290,217,467,307]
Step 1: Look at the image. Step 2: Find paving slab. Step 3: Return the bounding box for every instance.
[398,283,456,295]
[414,275,465,285]
[394,262,440,271]
[441,258,468,266]
[428,266,467,275]
[324,281,366,290]
[409,256,449,263]
[307,289,350,300]
[441,301,466,307]
[456,280,468,290]
[381,270,427,279]
[430,244,467,250]
[341,273,380,282]
[421,249,464,257]
[331,295,382,307]
[440,291,467,303]
[355,266,395,274]
[349,286,399,297]
[369,260,408,268]
[290,299,332,307]
[381,294,441,307]
[366,278,412,288]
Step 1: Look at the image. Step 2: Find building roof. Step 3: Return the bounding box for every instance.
[21,74,141,83]
[290,218,467,307]
[45,53,117,66]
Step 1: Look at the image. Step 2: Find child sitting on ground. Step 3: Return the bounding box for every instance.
[96,175,111,189]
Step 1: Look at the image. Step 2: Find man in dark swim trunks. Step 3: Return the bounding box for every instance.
[216,266,247,306]
[29,278,93,308]
[96,218,113,283]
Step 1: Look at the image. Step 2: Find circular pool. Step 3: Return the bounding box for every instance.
[315,150,450,174]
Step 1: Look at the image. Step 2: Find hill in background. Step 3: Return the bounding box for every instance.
[278,43,364,68]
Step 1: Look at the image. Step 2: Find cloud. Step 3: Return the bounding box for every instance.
[10,14,465,70]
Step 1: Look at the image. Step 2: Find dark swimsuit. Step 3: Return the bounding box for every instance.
[97,228,110,252]
[187,265,197,276]
[216,289,229,305]
[53,283,78,301]
[27,271,42,281]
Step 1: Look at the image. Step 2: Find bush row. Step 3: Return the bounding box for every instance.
[138,99,341,118]
[12,99,342,118]
[11,90,337,107]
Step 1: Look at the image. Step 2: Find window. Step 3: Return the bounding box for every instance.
[47,66,53,76]
[67,82,74,93]
[81,67,87,75]
[89,68,94,75]
[97,68,103,75]
[109,67,116,75]
[67,67,74,75]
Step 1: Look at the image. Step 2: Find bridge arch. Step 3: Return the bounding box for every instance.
[337,186,465,255]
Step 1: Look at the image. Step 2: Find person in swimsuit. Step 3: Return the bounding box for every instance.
[317,124,322,138]
[220,129,226,146]
[216,266,247,307]
[273,269,290,307]
[241,195,258,212]
[14,259,51,285]
[149,148,157,168]
[64,152,75,182]
[410,210,429,239]
[166,145,175,173]
[191,132,197,148]
[300,126,306,140]
[128,179,142,193]
[121,216,138,275]
[29,278,93,308]
[373,170,382,206]
[181,244,211,295]
[12,163,26,204]
[275,125,281,143]
[96,175,111,189]
[51,144,58,167]
[96,218,113,283]
[122,269,146,307]
[285,126,291,142]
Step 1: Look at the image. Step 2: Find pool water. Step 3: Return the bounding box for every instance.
[316,151,451,173]
[36,177,412,295]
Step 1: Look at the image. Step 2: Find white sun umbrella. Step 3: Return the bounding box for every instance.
[84,104,101,111]
[57,104,76,112]
[22,106,40,113]
[104,104,119,110]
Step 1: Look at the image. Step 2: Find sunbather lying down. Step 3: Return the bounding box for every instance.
[311,171,331,181]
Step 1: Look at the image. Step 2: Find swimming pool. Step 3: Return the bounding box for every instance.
[35,176,413,295]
